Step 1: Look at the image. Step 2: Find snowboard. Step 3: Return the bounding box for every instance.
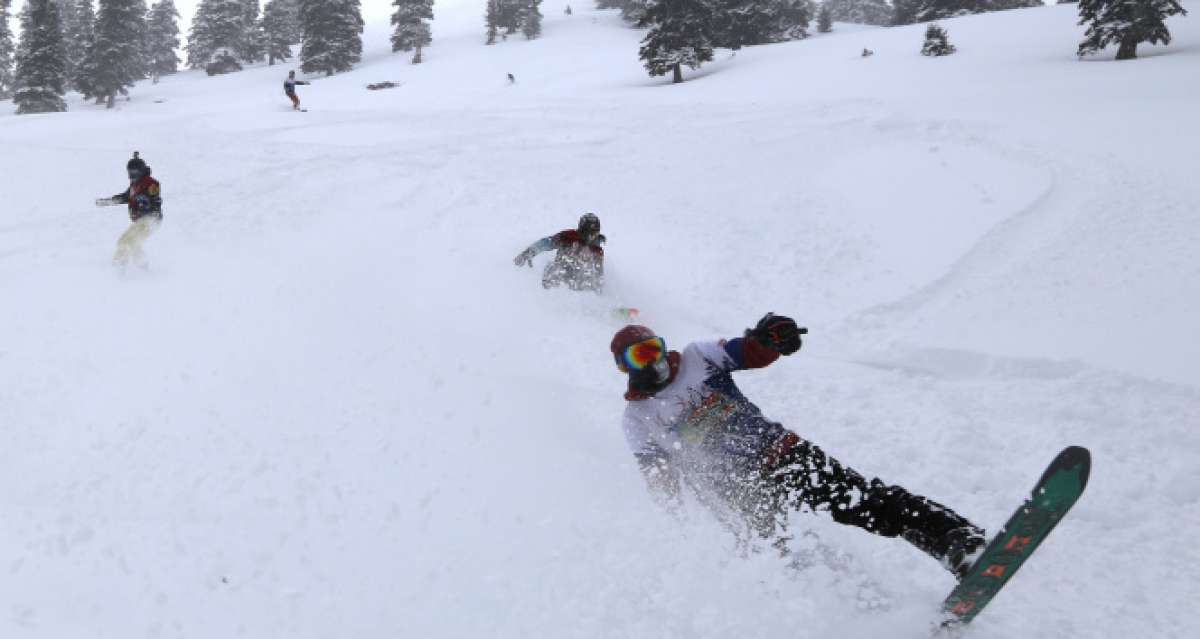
[940,445,1091,628]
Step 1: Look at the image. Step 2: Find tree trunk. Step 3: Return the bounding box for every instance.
[1116,35,1138,60]
[672,63,682,84]
[106,94,115,109]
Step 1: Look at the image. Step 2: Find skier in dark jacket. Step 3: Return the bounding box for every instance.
[284,71,310,110]
[99,152,163,268]
[513,213,605,291]
[612,314,987,580]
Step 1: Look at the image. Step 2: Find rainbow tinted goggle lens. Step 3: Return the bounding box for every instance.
[618,336,666,372]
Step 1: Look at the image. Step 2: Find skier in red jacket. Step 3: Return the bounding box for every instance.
[98,152,163,269]
[513,213,605,291]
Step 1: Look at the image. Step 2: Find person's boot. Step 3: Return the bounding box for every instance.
[902,526,987,581]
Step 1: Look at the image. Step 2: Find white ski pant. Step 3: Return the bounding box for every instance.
[114,216,160,266]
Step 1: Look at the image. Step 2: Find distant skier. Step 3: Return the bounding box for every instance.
[97,152,163,269]
[611,315,987,580]
[513,213,605,291]
[284,71,310,111]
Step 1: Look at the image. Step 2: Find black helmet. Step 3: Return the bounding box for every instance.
[126,151,150,181]
[578,213,600,240]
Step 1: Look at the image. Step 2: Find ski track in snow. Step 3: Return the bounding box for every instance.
[1,3,1198,638]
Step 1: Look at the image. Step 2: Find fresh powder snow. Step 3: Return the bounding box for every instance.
[0,2,1197,638]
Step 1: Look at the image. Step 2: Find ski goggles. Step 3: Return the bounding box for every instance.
[618,336,666,372]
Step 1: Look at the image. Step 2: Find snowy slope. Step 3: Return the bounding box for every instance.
[1,3,1198,638]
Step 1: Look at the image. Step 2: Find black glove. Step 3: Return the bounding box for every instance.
[747,313,806,356]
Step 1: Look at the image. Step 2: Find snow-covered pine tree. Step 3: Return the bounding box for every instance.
[262,0,298,64]
[921,22,956,55]
[621,0,651,24]
[987,0,1043,9]
[521,0,543,39]
[638,0,715,83]
[238,0,264,63]
[391,0,433,61]
[713,0,779,50]
[14,0,67,113]
[485,0,499,44]
[52,0,76,80]
[187,0,244,69]
[817,2,832,31]
[498,0,523,34]
[824,0,890,25]
[913,0,1041,22]
[891,0,920,24]
[60,1,98,89]
[297,0,363,76]
[772,0,813,40]
[0,0,15,100]
[913,0,980,22]
[1077,0,1187,60]
[145,0,180,82]
[84,0,149,107]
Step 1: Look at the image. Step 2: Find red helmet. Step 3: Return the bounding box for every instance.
[611,325,656,371]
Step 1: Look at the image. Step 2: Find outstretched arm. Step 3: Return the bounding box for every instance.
[722,313,807,371]
[513,236,557,267]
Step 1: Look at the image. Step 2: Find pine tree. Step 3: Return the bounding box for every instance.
[521,0,543,39]
[485,0,499,44]
[773,0,812,40]
[238,0,264,63]
[913,0,979,22]
[0,0,15,100]
[14,0,68,113]
[497,0,523,34]
[817,3,832,31]
[145,0,179,82]
[297,0,363,76]
[988,0,1043,9]
[84,0,148,107]
[624,0,652,23]
[392,0,433,60]
[1077,0,1186,60]
[824,0,890,25]
[68,0,99,97]
[187,1,245,69]
[638,0,715,83]
[912,0,1042,22]
[262,0,298,64]
[62,1,98,91]
[713,0,779,49]
[891,0,920,24]
[920,22,956,56]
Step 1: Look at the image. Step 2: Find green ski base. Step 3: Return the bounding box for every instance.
[940,445,1091,628]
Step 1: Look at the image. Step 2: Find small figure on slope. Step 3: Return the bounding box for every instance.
[284,70,310,111]
[513,213,605,292]
[98,152,163,269]
[611,315,986,580]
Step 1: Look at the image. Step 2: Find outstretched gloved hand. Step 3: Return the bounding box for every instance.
[513,248,535,268]
[748,313,806,356]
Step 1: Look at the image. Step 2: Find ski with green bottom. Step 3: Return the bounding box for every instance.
[940,445,1091,628]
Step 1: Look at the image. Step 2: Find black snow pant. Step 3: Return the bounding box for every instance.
[718,434,984,564]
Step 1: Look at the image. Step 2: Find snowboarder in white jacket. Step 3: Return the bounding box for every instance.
[611,314,986,579]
